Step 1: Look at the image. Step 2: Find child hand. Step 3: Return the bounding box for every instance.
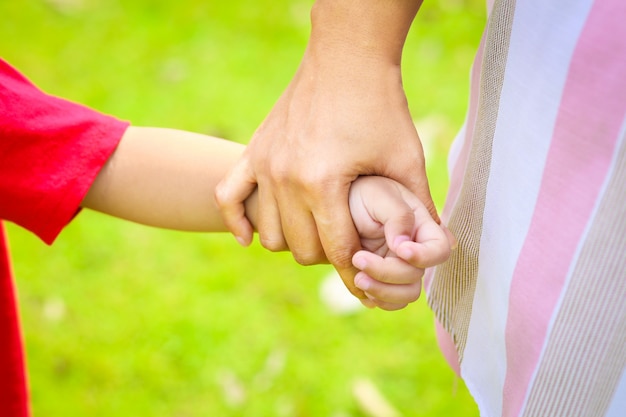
[348,176,453,310]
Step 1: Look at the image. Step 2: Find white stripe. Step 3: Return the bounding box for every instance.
[458,1,594,416]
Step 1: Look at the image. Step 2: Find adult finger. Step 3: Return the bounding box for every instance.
[215,156,257,246]
[276,192,326,265]
[315,187,366,299]
[255,184,288,252]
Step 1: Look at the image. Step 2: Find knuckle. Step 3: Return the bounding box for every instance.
[280,162,333,193]
[292,248,326,266]
[214,183,231,208]
[259,235,287,252]
[267,163,291,185]
[301,171,335,196]
[327,248,356,270]
[397,210,417,226]
[265,153,305,184]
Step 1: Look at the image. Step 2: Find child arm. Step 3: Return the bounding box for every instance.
[348,176,453,310]
[82,126,256,232]
[84,131,448,311]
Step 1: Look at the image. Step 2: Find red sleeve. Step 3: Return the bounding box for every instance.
[0,59,130,244]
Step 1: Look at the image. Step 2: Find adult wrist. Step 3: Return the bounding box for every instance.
[309,0,422,66]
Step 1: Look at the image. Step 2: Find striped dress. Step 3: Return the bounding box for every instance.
[424,0,626,416]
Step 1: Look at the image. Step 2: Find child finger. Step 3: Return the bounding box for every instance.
[355,272,422,305]
[370,299,409,311]
[441,224,458,250]
[396,223,452,268]
[352,250,425,285]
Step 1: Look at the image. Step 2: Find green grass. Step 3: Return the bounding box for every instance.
[2,0,485,415]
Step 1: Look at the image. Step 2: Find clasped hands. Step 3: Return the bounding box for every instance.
[215,44,454,311]
[218,170,452,311]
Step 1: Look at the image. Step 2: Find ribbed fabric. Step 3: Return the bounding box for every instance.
[427,0,516,361]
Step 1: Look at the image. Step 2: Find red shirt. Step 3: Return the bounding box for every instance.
[0,59,129,416]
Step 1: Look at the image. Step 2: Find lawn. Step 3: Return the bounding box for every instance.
[2,0,486,416]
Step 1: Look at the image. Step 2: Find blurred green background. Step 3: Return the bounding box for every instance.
[1,0,485,416]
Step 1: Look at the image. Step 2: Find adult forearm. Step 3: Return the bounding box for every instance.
[82,126,257,232]
[308,0,423,66]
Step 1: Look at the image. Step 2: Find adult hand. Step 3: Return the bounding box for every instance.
[215,0,435,299]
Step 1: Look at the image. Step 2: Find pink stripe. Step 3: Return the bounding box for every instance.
[502,2,626,416]
[441,34,486,223]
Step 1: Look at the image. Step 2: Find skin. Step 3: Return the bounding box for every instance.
[83,127,252,232]
[349,176,450,310]
[82,126,450,310]
[215,0,438,299]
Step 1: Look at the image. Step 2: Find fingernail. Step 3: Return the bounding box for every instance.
[355,275,371,291]
[235,236,248,247]
[393,235,411,250]
[353,255,367,270]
